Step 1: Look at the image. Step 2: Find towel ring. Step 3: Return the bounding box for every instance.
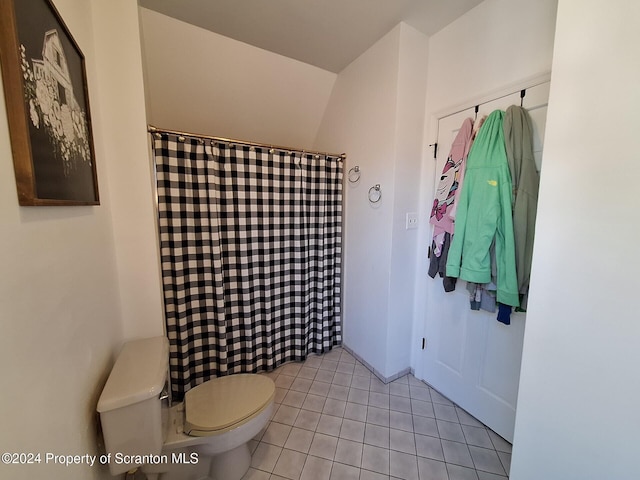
[348,166,361,183]
[368,184,382,203]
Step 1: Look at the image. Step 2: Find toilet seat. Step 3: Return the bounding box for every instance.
[184,374,275,436]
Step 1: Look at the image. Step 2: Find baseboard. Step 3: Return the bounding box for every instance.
[341,343,411,385]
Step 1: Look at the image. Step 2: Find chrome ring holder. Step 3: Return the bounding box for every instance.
[368,184,382,203]
[348,166,361,184]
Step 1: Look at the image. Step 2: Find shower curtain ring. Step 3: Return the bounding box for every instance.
[368,184,381,203]
[348,166,361,183]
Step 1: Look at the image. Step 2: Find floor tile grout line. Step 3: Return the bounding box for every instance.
[255,349,510,479]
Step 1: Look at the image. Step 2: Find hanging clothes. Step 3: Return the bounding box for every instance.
[428,118,474,291]
[503,105,540,310]
[466,238,498,313]
[449,115,486,221]
[446,110,520,307]
[430,117,474,238]
[428,232,457,292]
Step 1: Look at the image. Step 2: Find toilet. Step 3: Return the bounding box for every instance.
[97,336,275,480]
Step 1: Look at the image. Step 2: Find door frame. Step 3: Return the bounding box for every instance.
[412,71,552,440]
[430,72,551,129]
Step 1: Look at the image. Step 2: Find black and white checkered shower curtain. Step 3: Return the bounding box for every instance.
[154,133,342,399]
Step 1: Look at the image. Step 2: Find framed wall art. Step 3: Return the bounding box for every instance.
[0,0,99,205]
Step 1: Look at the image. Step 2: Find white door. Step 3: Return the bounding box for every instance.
[421,82,549,442]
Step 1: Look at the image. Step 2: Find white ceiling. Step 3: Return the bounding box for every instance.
[137,0,483,73]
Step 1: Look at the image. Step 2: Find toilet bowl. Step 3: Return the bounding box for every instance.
[97,337,275,480]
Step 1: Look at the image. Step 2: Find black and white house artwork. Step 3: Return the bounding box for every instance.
[0,0,99,205]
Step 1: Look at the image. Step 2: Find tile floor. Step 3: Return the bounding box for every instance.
[243,347,512,480]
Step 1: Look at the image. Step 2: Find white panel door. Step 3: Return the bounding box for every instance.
[421,82,549,442]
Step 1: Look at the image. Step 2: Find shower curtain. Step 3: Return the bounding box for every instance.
[154,133,343,399]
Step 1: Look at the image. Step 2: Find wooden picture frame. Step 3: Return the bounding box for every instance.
[0,0,99,205]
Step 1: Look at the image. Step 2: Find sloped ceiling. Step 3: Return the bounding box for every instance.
[137,0,483,73]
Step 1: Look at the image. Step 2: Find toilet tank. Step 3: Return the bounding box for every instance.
[97,336,169,476]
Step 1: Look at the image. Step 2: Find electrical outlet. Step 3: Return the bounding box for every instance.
[406,212,418,230]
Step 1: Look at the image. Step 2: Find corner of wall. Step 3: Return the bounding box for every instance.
[90,0,165,340]
[313,23,407,377]
[385,22,429,379]
[314,21,432,380]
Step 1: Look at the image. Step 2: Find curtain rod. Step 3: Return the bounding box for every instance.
[148,125,346,160]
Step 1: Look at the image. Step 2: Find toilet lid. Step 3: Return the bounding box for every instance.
[184,374,275,435]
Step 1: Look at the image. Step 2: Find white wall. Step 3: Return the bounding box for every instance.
[139,7,337,149]
[0,0,131,478]
[315,24,429,378]
[92,1,164,340]
[510,1,640,478]
[411,0,558,375]
[423,0,557,115]
[314,26,400,376]
[386,24,429,375]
